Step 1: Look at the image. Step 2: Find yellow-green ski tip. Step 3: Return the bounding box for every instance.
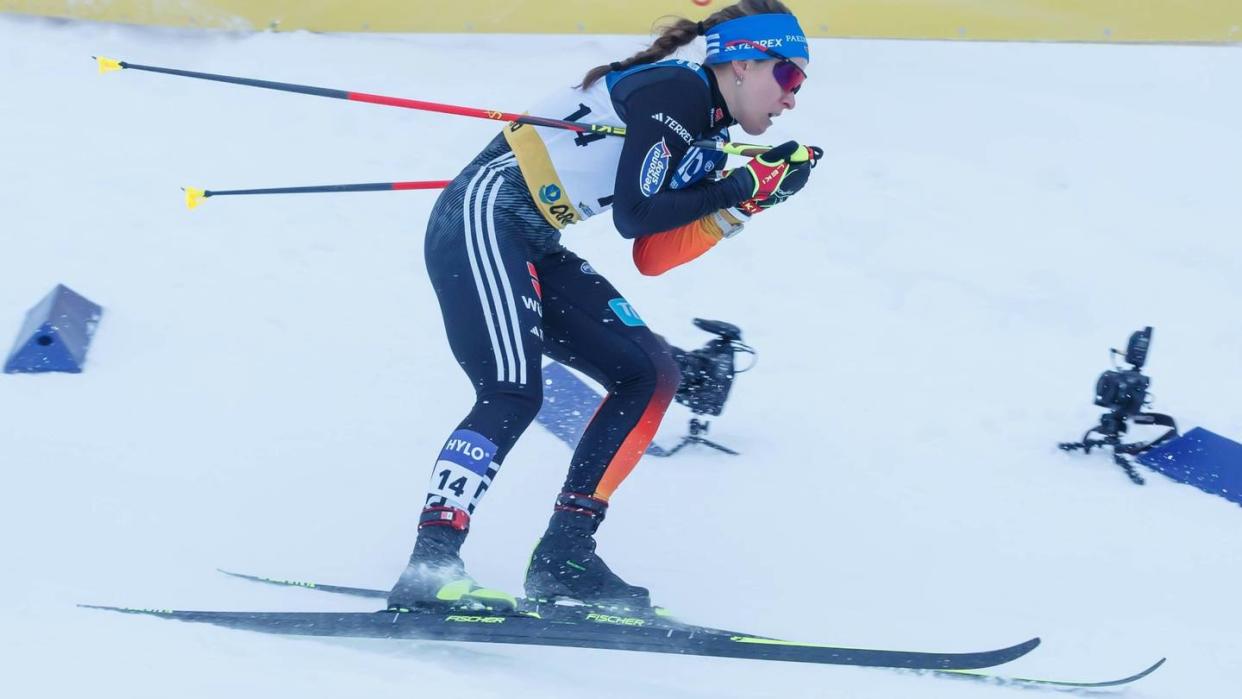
[183,187,206,210]
[95,56,123,74]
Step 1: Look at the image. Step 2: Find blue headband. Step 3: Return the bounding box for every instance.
[704,14,809,65]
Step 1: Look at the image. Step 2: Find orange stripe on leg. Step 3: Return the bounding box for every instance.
[592,373,679,501]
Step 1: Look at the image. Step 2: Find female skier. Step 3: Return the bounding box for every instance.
[388,0,820,611]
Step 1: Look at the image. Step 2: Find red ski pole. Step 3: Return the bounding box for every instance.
[95,56,773,157]
[181,180,452,209]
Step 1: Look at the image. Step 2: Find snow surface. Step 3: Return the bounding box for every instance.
[2,14,1240,699]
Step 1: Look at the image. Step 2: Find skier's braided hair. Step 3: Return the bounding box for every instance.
[578,0,794,89]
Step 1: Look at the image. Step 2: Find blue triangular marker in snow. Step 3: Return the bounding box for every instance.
[5,284,103,374]
[1139,427,1242,507]
[536,362,604,449]
[535,362,668,456]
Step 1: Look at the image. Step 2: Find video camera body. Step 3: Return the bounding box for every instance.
[671,319,748,417]
[1093,327,1152,417]
[1060,327,1178,484]
[661,318,755,456]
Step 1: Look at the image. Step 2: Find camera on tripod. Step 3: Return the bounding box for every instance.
[1093,327,1151,416]
[1059,326,1177,484]
[673,319,750,417]
[661,318,756,456]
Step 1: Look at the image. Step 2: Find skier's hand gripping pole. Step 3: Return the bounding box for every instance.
[726,141,823,217]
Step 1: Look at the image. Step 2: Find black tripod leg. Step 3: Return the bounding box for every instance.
[653,437,692,458]
[693,437,740,456]
[1114,453,1146,485]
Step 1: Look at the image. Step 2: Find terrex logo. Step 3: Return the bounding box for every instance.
[639,139,671,197]
[651,112,693,144]
[725,38,783,50]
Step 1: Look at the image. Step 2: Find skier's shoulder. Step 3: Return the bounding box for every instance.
[606,59,712,104]
[606,60,713,129]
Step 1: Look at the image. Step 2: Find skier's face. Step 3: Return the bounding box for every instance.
[731,57,806,136]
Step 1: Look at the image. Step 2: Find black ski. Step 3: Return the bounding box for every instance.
[213,569,1165,687]
[217,569,748,636]
[935,658,1167,689]
[80,603,1038,671]
[219,569,390,600]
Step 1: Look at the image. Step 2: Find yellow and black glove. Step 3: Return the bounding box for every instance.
[727,141,823,216]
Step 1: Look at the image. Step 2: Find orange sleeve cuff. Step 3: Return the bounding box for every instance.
[631,210,741,276]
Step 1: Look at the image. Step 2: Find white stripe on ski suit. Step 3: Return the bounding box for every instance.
[483,175,528,386]
[463,152,526,384]
[462,156,509,382]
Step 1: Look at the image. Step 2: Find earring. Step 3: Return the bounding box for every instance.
[735,78,742,86]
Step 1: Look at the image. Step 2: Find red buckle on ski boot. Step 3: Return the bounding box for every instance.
[554,492,608,520]
[419,505,470,531]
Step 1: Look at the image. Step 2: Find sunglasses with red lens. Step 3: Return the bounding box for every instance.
[725,39,808,95]
[770,57,806,94]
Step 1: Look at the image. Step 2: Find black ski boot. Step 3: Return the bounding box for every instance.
[387,506,516,611]
[524,492,651,609]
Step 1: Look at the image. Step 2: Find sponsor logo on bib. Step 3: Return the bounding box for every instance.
[538,184,562,204]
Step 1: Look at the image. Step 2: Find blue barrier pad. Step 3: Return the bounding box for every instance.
[1139,427,1242,506]
[535,362,670,456]
[5,284,103,374]
[535,362,603,450]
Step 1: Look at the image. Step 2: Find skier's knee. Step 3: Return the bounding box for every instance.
[475,383,544,431]
[628,336,681,401]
